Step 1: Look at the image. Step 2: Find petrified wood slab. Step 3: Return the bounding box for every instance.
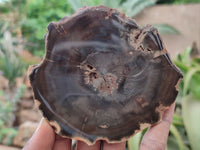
[29,6,183,145]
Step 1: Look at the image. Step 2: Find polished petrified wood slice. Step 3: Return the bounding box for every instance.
[29,5,183,145]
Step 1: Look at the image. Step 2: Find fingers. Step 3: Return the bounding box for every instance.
[23,118,55,150]
[76,140,101,150]
[140,103,175,150]
[53,135,72,150]
[23,118,72,150]
[103,141,126,150]
[76,140,125,150]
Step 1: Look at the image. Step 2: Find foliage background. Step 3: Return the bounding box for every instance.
[0,0,200,149]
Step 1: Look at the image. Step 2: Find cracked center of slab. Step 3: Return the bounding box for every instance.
[81,64,118,96]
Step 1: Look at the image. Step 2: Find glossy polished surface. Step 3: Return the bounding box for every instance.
[29,6,183,145]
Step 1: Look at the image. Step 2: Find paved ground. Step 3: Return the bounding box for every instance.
[0,145,20,150]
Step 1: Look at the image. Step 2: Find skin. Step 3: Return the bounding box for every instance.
[23,103,175,150]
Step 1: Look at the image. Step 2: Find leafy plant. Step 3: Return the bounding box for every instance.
[68,0,157,17]
[127,132,142,150]
[173,47,200,150]
[0,23,26,85]
[0,125,18,146]
[0,0,73,57]
[21,0,74,56]
[1,0,178,58]
[0,47,26,85]
[182,95,200,150]
[0,84,26,145]
[68,0,179,35]
[0,84,26,126]
[174,47,200,99]
[121,0,157,17]
[153,24,179,34]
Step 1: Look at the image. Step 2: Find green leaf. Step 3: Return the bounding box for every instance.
[130,0,156,17]
[0,90,3,96]
[73,0,122,9]
[172,114,184,126]
[183,67,200,96]
[153,24,179,34]
[167,136,180,150]
[121,0,139,13]
[0,120,3,127]
[12,84,26,103]
[182,95,200,150]
[79,0,96,7]
[122,0,156,17]
[5,128,18,145]
[180,47,192,64]
[67,0,82,11]
[128,132,142,150]
[190,81,200,99]
[0,127,18,145]
[173,47,200,99]
[103,0,121,8]
[169,124,185,150]
[173,59,189,73]
[167,136,189,150]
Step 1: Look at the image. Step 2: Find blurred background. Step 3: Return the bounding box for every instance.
[0,0,199,150]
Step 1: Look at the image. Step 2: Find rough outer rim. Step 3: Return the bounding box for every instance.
[28,5,183,145]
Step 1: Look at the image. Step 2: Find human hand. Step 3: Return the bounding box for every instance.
[22,119,125,150]
[23,103,175,150]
